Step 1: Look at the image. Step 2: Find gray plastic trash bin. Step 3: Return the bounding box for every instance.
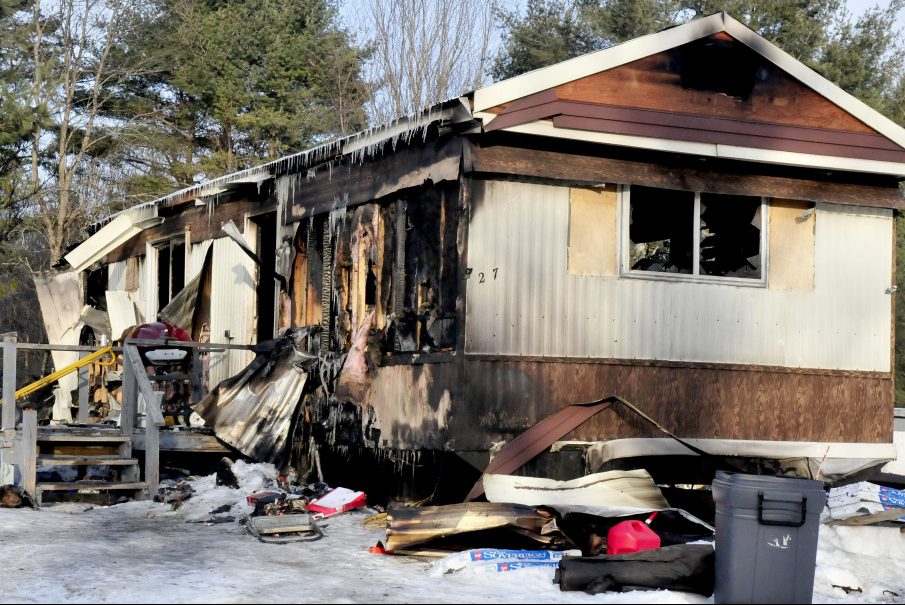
[712,472,826,604]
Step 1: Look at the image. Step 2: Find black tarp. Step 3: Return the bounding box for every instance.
[555,544,715,596]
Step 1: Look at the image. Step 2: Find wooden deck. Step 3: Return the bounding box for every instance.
[132,428,230,453]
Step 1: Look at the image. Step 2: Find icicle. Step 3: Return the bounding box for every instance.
[276,174,291,208]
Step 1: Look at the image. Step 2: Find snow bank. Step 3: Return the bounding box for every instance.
[814,525,905,603]
[173,459,278,522]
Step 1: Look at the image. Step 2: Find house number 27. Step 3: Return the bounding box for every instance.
[478,268,499,283]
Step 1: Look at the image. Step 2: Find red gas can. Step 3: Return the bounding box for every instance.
[606,519,661,555]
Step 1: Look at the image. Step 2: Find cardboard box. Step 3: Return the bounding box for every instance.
[307,487,366,518]
[828,482,905,507]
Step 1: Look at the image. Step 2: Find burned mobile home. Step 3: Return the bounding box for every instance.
[35,13,905,489]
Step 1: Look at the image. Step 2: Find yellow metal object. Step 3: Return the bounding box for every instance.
[3,345,116,403]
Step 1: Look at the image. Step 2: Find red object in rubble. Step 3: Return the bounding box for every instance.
[606,518,661,555]
[307,487,367,518]
[128,321,192,366]
[129,321,191,342]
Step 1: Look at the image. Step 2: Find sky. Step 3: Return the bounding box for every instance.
[340,0,905,35]
[337,0,905,92]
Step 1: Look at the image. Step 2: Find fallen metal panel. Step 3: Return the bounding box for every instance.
[194,330,311,463]
[33,271,83,422]
[483,470,669,510]
[583,437,897,482]
[105,291,140,338]
[464,400,614,502]
[158,246,212,331]
[78,306,112,340]
[64,208,159,271]
[34,271,82,345]
[385,502,559,552]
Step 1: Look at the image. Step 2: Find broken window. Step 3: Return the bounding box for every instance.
[388,183,459,354]
[699,193,762,278]
[628,186,695,274]
[625,185,765,282]
[155,237,186,312]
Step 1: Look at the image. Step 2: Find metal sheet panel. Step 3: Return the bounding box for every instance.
[209,237,256,386]
[190,240,212,278]
[134,256,147,322]
[465,180,892,372]
[107,260,127,291]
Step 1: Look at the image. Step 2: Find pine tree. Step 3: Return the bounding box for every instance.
[100,0,370,204]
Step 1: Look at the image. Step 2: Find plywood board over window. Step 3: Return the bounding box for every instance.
[768,199,815,290]
[568,185,618,276]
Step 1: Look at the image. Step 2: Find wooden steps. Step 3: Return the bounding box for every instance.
[37,481,147,492]
[37,428,129,443]
[37,455,139,466]
[32,425,146,505]
[36,434,130,443]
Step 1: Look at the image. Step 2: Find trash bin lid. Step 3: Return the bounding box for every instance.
[712,472,826,516]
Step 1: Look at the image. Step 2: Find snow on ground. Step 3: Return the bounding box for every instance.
[0,463,902,604]
[815,525,905,603]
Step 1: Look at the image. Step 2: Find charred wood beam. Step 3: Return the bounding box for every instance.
[467,141,905,210]
[393,199,407,351]
[285,138,462,223]
[320,220,333,354]
[104,198,265,264]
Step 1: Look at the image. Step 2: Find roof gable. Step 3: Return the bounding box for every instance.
[473,13,905,174]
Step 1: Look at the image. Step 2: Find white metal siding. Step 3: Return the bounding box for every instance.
[208,237,256,385]
[465,180,893,372]
[107,260,127,291]
[134,256,146,321]
[190,240,213,278]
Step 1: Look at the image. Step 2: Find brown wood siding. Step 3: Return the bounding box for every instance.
[551,112,905,163]
[449,358,893,449]
[485,36,905,164]
[363,355,892,451]
[554,40,876,134]
[467,141,905,209]
[486,93,905,164]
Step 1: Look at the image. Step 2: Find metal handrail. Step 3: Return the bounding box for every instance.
[1,345,116,405]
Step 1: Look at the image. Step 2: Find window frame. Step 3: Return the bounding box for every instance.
[618,184,770,287]
[150,235,188,314]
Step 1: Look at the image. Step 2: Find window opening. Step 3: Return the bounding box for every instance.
[388,184,459,354]
[625,185,765,283]
[699,193,762,279]
[628,186,694,274]
[155,238,186,312]
[253,212,278,343]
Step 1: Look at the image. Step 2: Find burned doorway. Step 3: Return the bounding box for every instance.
[252,211,278,343]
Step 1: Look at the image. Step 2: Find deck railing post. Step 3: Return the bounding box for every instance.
[144,392,162,499]
[121,345,136,439]
[2,332,16,430]
[1,332,17,485]
[191,349,203,405]
[78,351,89,424]
[18,409,36,499]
